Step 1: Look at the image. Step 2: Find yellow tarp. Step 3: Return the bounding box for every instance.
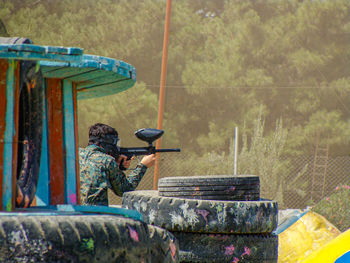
[301,228,350,263]
[278,211,341,263]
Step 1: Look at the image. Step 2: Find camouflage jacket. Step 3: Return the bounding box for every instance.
[79,144,147,206]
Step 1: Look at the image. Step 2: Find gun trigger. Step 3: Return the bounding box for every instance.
[119,159,126,171]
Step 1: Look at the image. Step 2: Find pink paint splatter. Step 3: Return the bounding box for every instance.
[196,209,210,224]
[224,244,235,255]
[69,193,77,204]
[232,257,239,263]
[227,186,236,191]
[192,187,200,196]
[170,240,177,261]
[241,246,251,257]
[127,225,139,242]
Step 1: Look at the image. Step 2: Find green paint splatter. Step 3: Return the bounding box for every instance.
[81,238,94,252]
[216,204,223,213]
[35,62,40,73]
[6,201,12,211]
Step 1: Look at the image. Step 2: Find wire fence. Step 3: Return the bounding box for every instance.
[109,154,350,208]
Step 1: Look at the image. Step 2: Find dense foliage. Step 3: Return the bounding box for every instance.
[1,0,350,206]
[313,185,350,232]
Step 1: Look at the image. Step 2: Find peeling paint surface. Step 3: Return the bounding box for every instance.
[81,237,94,252]
[127,224,139,242]
[7,229,53,262]
[224,244,235,255]
[179,202,199,225]
[196,209,209,224]
[122,190,278,234]
[148,209,156,223]
[140,201,148,212]
[172,231,277,262]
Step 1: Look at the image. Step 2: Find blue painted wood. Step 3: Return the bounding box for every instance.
[36,81,50,206]
[76,73,126,89]
[0,44,83,63]
[77,79,135,99]
[0,44,136,99]
[0,44,83,55]
[42,66,94,79]
[66,70,120,83]
[39,54,136,99]
[46,46,82,55]
[42,204,143,221]
[40,65,67,74]
[0,44,138,212]
[62,80,78,205]
[58,205,143,221]
[40,55,134,80]
[2,60,16,211]
[0,44,46,53]
[11,205,143,221]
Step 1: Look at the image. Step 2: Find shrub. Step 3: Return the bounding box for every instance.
[312,185,350,232]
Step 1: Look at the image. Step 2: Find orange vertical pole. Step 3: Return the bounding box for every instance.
[153,0,172,190]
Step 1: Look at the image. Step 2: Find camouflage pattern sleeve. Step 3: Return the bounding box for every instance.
[107,160,147,197]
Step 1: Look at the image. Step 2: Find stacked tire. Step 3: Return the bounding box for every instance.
[0,214,179,262]
[122,175,278,263]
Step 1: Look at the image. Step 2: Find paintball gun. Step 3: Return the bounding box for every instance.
[119,128,181,170]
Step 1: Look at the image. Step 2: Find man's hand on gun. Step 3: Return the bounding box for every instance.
[118,128,180,170]
[117,155,134,169]
[140,154,156,168]
[117,154,156,169]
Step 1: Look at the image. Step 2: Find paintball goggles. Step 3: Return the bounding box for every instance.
[119,128,180,170]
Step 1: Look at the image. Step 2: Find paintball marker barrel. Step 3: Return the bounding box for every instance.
[118,128,180,170]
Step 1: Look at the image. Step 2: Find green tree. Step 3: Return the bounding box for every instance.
[238,109,289,205]
[2,0,350,158]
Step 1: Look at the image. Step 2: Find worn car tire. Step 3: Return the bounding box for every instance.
[158,190,260,201]
[158,175,260,201]
[0,37,42,208]
[122,190,278,234]
[0,214,179,263]
[16,59,43,208]
[172,231,278,263]
[158,175,260,187]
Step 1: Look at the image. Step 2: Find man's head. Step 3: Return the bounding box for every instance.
[88,123,120,159]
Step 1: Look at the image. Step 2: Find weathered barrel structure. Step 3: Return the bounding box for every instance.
[0,38,136,210]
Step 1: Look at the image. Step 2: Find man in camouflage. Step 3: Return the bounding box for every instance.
[79,123,155,206]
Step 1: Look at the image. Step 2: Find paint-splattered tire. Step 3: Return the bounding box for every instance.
[0,37,43,208]
[172,232,278,263]
[158,186,259,201]
[16,60,43,208]
[122,190,278,234]
[158,175,260,201]
[0,214,179,263]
